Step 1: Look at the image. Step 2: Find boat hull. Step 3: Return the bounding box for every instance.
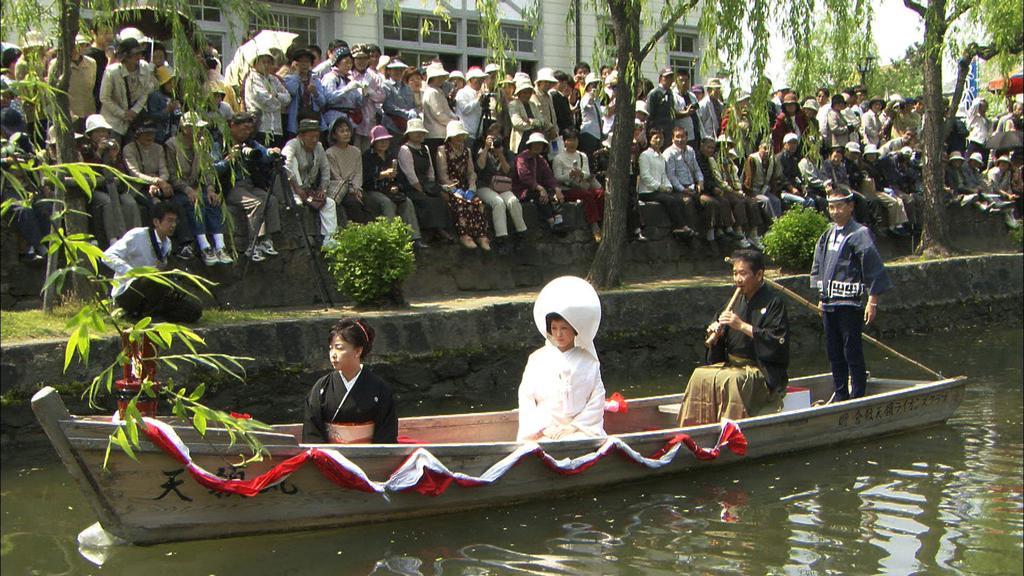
[32,374,966,545]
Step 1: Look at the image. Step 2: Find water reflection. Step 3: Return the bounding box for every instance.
[1,327,1020,575]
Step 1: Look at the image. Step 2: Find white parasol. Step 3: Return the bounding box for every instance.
[222,30,298,88]
[533,276,602,359]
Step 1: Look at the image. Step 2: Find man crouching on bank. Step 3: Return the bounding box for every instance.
[678,250,790,426]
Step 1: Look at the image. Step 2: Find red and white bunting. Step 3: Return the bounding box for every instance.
[135,418,747,498]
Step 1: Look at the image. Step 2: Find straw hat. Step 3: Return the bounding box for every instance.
[445,120,469,140]
[154,66,175,87]
[404,118,428,135]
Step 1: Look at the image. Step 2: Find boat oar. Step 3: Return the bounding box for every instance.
[761,276,944,380]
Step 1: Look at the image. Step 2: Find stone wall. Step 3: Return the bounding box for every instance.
[2,201,1018,310]
[2,253,1020,444]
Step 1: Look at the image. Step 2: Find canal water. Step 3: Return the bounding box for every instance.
[2,326,1021,575]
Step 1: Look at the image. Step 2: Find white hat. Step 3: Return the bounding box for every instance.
[484,63,501,74]
[948,151,964,161]
[449,70,465,81]
[899,146,913,156]
[969,152,984,164]
[584,72,600,86]
[74,33,91,46]
[513,72,531,83]
[845,142,861,154]
[179,111,208,128]
[84,114,113,134]
[117,27,146,43]
[863,144,880,156]
[727,149,739,159]
[535,67,557,84]
[404,118,428,135]
[996,154,1011,164]
[425,65,449,81]
[386,58,409,70]
[705,77,723,89]
[525,132,549,147]
[21,31,47,49]
[605,70,619,86]
[783,133,800,144]
[802,99,819,112]
[466,66,488,80]
[533,276,602,360]
[733,89,750,102]
[445,120,469,139]
[514,80,535,96]
[634,101,648,115]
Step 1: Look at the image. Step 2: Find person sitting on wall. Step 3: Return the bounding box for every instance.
[677,250,790,426]
[517,276,606,442]
[303,318,398,444]
[102,202,202,323]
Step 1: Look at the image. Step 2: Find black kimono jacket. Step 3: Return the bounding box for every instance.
[302,369,398,444]
[707,284,790,393]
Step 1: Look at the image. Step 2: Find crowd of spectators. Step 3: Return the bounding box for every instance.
[2,25,1022,267]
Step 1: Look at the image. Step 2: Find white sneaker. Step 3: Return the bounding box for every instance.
[201,248,218,266]
[215,248,234,264]
[738,238,752,248]
[246,246,266,262]
[258,238,278,256]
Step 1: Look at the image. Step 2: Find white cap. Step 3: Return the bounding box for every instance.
[466,66,488,80]
[783,133,799,144]
[634,101,648,115]
[845,142,861,154]
[484,63,501,74]
[584,72,600,86]
[84,114,113,134]
[863,144,879,156]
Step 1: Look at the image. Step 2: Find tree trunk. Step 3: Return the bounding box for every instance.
[44,0,90,310]
[587,0,641,288]
[916,0,954,256]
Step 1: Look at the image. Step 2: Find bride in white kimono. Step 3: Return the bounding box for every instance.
[517,276,607,442]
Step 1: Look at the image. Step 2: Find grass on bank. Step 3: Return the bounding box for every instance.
[0,304,299,344]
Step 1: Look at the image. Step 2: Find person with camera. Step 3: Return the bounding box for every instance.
[123,120,192,257]
[282,47,325,142]
[103,202,202,323]
[475,122,527,254]
[215,112,282,262]
[146,66,181,144]
[79,113,140,246]
[509,80,548,154]
[455,66,489,150]
[361,125,427,250]
[553,129,605,243]
[165,112,233,266]
[98,37,153,140]
[282,118,339,246]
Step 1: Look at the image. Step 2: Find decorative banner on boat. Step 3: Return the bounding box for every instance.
[138,419,746,498]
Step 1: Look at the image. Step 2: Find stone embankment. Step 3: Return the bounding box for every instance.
[2,253,1020,444]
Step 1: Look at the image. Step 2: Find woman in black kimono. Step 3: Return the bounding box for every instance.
[302,318,398,443]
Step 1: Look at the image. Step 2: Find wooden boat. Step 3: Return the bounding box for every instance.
[32,372,966,546]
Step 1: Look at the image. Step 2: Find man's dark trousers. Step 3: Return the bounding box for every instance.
[823,305,866,400]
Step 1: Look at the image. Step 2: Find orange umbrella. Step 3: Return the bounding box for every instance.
[987,69,1023,95]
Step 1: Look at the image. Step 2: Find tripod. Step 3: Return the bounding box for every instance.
[240,159,335,307]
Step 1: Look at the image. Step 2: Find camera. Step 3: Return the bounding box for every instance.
[490,136,504,149]
[240,145,259,160]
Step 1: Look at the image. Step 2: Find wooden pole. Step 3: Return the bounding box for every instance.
[761,276,945,380]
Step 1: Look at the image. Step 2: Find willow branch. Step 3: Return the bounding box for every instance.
[902,0,926,17]
[639,0,701,61]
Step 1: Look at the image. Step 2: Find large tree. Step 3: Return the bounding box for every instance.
[900,0,1023,256]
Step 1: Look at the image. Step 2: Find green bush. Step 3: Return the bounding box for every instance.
[322,217,416,306]
[1011,226,1023,249]
[762,206,831,271]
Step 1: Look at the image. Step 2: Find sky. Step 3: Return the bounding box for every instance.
[763,0,926,87]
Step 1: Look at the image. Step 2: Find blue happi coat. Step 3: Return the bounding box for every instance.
[810,219,892,309]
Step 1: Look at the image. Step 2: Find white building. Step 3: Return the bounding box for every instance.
[188,0,705,82]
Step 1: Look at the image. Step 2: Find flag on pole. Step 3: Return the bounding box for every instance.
[959,56,978,114]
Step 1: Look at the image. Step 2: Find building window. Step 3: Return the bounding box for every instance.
[383,11,456,46]
[669,31,699,83]
[501,24,533,53]
[189,0,221,23]
[203,32,225,57]
[250,12,318,48]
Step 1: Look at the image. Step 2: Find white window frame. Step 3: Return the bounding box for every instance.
[668,28,700,83]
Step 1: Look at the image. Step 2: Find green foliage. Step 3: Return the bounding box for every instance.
[762,206,831,271]
[784,3,875,98]
[1010,226,1023,249]
[323,217,415,306]
[869,44,925,99]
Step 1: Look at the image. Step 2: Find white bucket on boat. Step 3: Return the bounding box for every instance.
[783,387,812,411]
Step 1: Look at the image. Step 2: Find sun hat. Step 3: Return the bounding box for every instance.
[525,132,549,147]
[449,70,465,81]
[514,80,535,96]
[968,152,984,164]
[298,119,320,133]
[369,125,393,144]
[404,118,428,135]
[535,67,557,84]
[634,101,648,116]
[783,133,800,144]
[706,78,723,89]
[584,72,600,87]
[386,58,409,70]
[154,66,175,86]
[845,142,861,154]
[466,66,488,80]
[484,63,501,74]
[425,65,449,81]
[445,120,469,140]
[802,99,819,112]
[863,144,880,157]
